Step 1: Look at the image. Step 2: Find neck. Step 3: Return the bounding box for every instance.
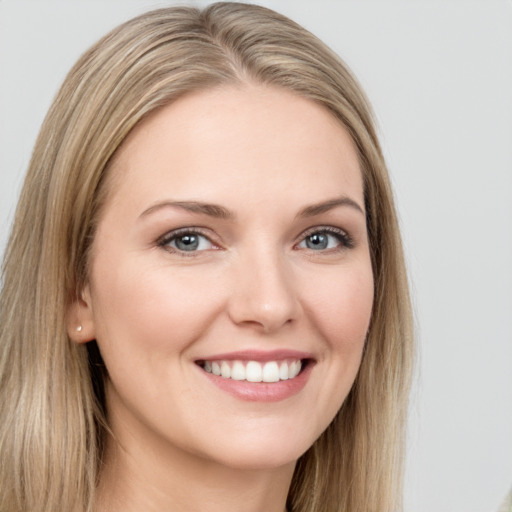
[95,431,295,512]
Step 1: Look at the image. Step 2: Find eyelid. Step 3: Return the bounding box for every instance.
[156,227,221,254]
[156,225,354,255]
[295,225,354,250]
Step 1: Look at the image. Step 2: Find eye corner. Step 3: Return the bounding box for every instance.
[156,227,221,255]
[295,226,354,253]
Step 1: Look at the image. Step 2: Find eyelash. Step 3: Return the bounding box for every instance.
[297,226,354,252]
[156,227,218,256]
[156,226,354,255]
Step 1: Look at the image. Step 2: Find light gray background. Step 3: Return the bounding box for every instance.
[1,1,511,511]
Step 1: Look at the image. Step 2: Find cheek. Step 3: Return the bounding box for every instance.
[305,264,374,353]
[293,260,373,435]
[89,257,224,360]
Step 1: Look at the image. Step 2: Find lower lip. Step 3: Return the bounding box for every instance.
[199,362,314,402]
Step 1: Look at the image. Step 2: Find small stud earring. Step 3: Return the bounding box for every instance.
[77,325,82,332]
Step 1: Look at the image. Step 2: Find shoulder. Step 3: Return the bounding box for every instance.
[498,486,512,512]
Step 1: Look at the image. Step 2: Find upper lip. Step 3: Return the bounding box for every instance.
[195,349,315,363]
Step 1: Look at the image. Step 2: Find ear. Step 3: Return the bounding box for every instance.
[67,284,96,344]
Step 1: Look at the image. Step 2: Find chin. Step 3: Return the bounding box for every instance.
[195,428,316,472]
[211,449,302,472]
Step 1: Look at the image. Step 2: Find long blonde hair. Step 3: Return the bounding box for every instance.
[0,3,414,511]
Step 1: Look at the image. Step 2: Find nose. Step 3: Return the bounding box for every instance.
[227,249,301,334]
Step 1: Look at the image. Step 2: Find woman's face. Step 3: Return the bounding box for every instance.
[76,85,374,470]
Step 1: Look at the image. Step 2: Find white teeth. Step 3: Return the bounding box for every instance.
[231,361,245,381]
[202,359,303,382]
[279,362,289,380]
[289,360,301,378]
[262,361,280,383]
[246,361,263,382]
[212,361,221,376]
[220,361,231,379]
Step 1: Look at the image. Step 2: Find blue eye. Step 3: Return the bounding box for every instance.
[159,230,214,253]
[297,228,352,251]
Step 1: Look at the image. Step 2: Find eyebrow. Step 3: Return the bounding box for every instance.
[298,196,365,217]
[139,195,365,221]
[140,200,232,220]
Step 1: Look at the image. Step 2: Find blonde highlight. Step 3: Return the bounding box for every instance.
[0,4,414,511]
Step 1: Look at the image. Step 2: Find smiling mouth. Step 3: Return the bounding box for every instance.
[197,359,310,383]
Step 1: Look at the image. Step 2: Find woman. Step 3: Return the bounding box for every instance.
[0,3,414,512]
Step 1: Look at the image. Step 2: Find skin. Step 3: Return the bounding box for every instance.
[69,84,374,512]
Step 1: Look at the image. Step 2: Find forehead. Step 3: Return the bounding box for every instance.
[104,84,363,216]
